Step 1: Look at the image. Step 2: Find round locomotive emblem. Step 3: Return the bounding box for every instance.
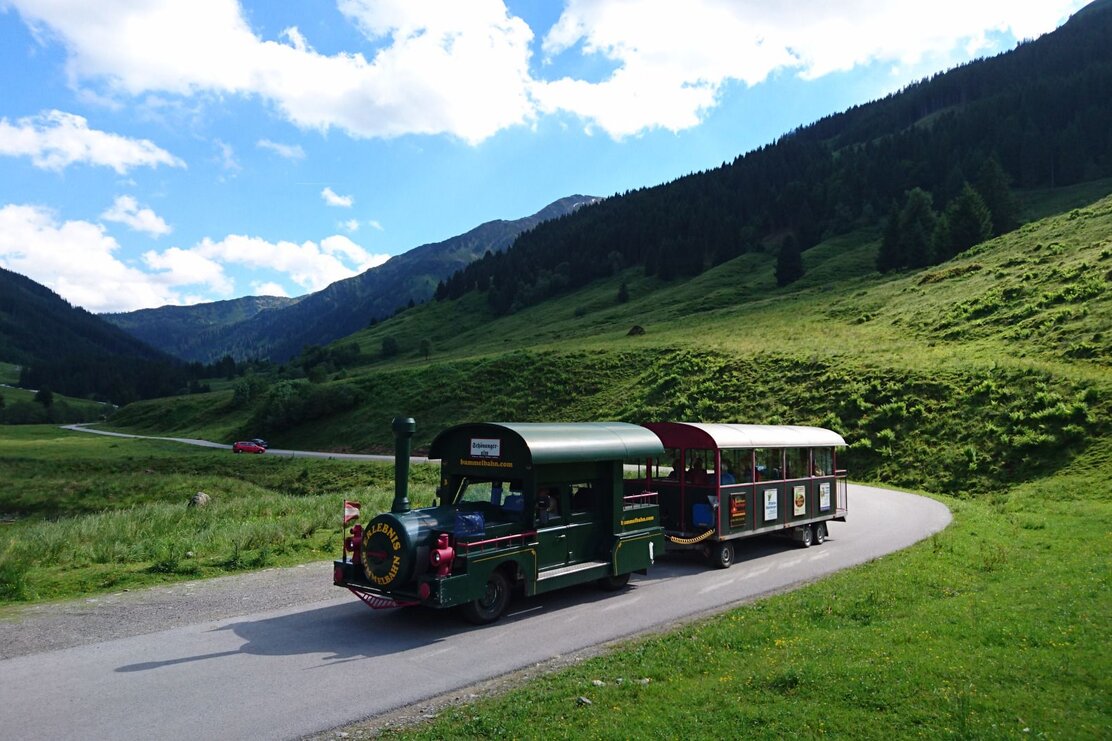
[362,519,406,586]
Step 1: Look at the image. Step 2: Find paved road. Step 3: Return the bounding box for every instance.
[61,423,421,462]
[0,484,949,741]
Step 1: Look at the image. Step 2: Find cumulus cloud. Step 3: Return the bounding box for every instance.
[341,218,360,233]
[257,138,305,160]
[0,109,184,172]
[101,195,171,237]
[7,0,536,144]
[0,202,392,312]
[0,203,182,312]
[533,0,1085,137]
[252,281,290,297]
[189,233,388,292]
[321,187,353,208]
[4,1,1084,141]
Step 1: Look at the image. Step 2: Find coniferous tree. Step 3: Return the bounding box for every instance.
[974,157,1017,234]
[775,235,804,287]
[898,188,939,269]
[877,202,903,272]
[942,183,993,259]
[617,281,630,303]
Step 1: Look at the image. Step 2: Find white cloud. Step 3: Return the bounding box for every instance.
[214,139,240,172]
[0,203,181,312]
[0,109,184,172]
[101,195,171,237]
[4,1,1084,141]
[257,139,305,160]
[321,186,353,208]
[532,0,1086,137]
[368,219,384,231]
[252,281,289,297]
[8,0,536,144]
[190,233,388,292]
[141,246,233,295]
[341,218,360,233]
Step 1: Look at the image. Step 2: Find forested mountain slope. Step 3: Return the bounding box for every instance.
[436,1,1112,314]
[0,267,189,403]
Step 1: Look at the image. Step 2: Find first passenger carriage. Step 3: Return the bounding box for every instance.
[333,418,847,624]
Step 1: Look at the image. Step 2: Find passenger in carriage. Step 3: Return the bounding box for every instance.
[719,461,736,485]
[687,458,709,485]
[665,458,682,479]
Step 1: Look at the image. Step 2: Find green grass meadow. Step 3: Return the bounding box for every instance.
[0,426,438,605]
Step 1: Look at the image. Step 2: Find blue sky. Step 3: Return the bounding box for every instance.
[0,0,1087,313]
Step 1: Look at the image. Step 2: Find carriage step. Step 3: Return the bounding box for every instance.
[538,559,609,581]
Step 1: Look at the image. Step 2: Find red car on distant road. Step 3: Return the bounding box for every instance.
[232,440,266,454]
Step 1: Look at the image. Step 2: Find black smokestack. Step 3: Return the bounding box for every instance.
[391,417,416,513]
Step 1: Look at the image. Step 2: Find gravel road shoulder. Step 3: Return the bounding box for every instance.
[0,561,337,660]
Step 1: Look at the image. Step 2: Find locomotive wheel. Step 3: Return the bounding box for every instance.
[461,569,510,625]
[598,572,631,591]
[799,525,814,548]
[815,522,828,544]
[710,541,734,569]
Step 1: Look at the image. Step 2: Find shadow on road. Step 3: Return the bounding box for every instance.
[115,533,819,674]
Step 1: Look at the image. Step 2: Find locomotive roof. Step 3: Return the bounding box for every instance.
[429,422,665,465]
[643,422,846,449]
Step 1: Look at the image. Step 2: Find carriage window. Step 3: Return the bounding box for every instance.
[657,448,684,481]
[720,449,750,485]
[754,448,782,481]
[684,449,715,485]
[813,447,833,476]
[785,448,810,480]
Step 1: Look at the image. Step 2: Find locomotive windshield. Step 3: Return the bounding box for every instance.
[447,477,526,512]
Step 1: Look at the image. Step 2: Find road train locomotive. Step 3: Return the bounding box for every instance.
[333,417,847,623]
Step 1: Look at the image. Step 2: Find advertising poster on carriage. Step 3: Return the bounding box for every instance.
[793,485,806,516]
[764,489,778,521]
[729,493,747,527]
[819,482,831,511]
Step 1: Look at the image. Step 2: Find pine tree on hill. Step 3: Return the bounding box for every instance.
[898,188,939,269]
[942,183,994,260]
[975,157,1017,235]
[776,235,804,287]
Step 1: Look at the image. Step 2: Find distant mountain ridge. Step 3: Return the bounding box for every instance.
[102,295,299,362]
[103,195,598,362]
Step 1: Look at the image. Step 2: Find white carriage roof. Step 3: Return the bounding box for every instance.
[645,422,846,449]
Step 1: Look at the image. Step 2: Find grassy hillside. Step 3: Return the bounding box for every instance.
[109,186,1111,498]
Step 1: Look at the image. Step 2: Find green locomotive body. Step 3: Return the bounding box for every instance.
[333,418,665,624]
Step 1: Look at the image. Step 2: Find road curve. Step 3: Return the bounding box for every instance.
[60,423,422,462]
[0,483,949,741]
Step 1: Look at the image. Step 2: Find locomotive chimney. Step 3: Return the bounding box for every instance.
[391,416,416,513]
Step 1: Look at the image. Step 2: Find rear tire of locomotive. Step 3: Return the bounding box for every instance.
[598,572,631,591]
[710,541,733,569]
[460,569,511,625]
[815,521,827,544]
